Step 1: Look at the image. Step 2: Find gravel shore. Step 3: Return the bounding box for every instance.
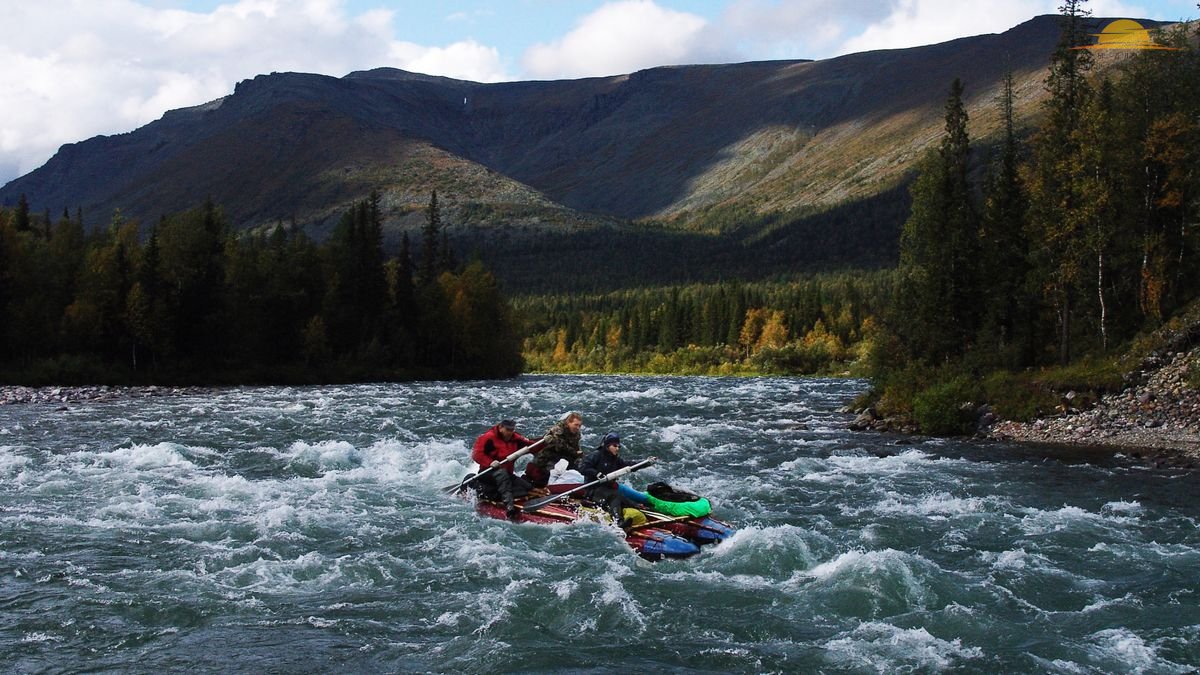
[987,347,1200,463]
[0,385,210,406]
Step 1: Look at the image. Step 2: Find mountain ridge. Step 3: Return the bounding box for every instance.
[0,15,1166,287]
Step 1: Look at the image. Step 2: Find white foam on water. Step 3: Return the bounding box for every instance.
[472,578,531,635]
[1101,500,1143,515]
[606,385,668,401]
[0,445,33,478]
[96,494,164,522]
[1018,504,1137,536]
[707,524,819,567]
[283,440,361,470]
[778,456,824,473]
[864,490,1000,520]
[1084,628,1189,673]
[822,621,983,672]
[791,548,938,613]
[188,472,265,503]
[660,568,779,591]
[306,616,337,628]
[801,548,913,582]
[21,632,64,644]
[356,436,472,486]
[1090,540,1200,564]
[594,562,646,631]
[256,503,297,530]
[1080,592,1142,613]
[981,548,1043,572]
[432,611,462,627]
[92,442,198,470]
[801,449,943,485]
[552,578,578,600]
[650,421,742,447]
[825,449,935,474]
[445,536,537,581]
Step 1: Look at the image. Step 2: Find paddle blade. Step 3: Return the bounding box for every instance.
[442,471,482,494]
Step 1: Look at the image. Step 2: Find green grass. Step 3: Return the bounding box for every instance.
[1031,356,1126,395]
[980,371,1059,422]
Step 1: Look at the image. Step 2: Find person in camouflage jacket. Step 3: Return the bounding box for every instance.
[523,411,584,487]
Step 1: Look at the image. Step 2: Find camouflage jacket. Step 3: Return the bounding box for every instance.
[529,421,583,471]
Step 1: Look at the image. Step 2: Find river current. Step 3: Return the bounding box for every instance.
[1,375,1198,672]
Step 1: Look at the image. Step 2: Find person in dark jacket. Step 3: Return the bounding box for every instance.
[578,432,642,528]
[524,411,584,487]
[471,419,535,520]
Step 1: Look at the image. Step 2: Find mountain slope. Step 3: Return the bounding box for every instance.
[0,15,1161,285]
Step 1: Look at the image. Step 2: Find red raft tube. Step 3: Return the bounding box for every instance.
[473,496,702,561]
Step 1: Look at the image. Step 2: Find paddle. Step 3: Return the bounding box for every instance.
[442,437,547,494]
[521,457,656,512]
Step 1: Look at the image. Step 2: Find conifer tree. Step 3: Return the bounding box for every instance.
[1025,0,1093,364]
[979,67,1030,363]
[419,190,441,285]
[14,194,30,232]
[893,78,979,363]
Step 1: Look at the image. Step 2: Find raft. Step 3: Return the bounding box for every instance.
[474,497,701,560]
[470,483,736,561]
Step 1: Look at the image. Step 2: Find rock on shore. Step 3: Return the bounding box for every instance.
[988,347,1200,461]
[0,385,209,406]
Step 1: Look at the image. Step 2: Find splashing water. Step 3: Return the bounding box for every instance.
[1,375,1198,672]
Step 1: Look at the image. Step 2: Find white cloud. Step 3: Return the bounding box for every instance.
[715,0,877,57]
[0,0,510,184]
[832,0,1155,55]
[522,1,708,79]
[389,39,508,82]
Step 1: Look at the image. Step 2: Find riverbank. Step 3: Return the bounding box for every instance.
[987,346,1200,464]
[0,385,210,406]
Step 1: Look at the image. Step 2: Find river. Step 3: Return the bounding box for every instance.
[1,375,1198,672]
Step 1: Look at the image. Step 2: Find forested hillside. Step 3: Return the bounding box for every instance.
[520,274,891,375]
[866,8,1200,433]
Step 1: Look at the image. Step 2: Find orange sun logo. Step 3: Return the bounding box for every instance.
[1076,19,1182,50]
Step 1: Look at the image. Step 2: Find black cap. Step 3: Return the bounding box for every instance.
[499,419,516,429]
[602,432,620,446]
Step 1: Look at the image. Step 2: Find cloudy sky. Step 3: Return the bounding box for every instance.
[1,0,1195,185]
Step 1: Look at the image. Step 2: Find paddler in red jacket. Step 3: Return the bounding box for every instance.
[472,419,536,520]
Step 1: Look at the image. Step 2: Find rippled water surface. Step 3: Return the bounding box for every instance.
[2,375,1199,673]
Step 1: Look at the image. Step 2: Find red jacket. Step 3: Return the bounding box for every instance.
[472,425,534,474]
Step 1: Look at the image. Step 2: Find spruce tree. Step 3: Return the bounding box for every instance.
[419,190,441,285]
[1025,0,1093,364]
[15,194,30,232]
[893,78,979,363]
[979,67,1030,364]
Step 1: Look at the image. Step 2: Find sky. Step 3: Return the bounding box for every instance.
[1,0,1196,185]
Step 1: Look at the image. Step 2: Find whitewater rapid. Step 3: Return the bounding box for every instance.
[2,376,1198,672]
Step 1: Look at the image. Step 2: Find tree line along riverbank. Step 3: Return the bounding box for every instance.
[0,192,522,385]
